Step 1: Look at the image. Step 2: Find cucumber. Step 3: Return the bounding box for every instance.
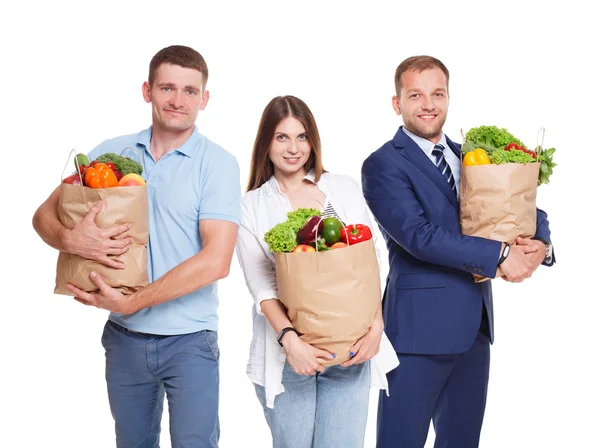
[74,153,90,170]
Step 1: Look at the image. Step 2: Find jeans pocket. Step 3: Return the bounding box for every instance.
[203,330,220,362]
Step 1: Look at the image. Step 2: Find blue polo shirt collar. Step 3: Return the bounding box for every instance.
[134,126,201,158]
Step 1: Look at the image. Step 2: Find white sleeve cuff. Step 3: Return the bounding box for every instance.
[254,290,279,315]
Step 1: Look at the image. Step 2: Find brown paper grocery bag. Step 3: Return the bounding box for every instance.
[460,162,539,282]
[54,183,149,296]
[274,239,381,367]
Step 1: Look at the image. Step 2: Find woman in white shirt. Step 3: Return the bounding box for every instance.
[236,95,398,448]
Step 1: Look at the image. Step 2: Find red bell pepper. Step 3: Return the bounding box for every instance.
[340,224,372,245]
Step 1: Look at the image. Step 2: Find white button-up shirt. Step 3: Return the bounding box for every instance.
[402,127,461,197]
[236,171,399,408]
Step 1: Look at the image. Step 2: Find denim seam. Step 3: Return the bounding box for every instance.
[204,330,219,361]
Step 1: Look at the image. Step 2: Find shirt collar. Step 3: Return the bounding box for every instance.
[134,125,201,158]
[266,170,317,196]
[402,126,449,158]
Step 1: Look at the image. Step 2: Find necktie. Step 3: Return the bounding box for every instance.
[432,144,457,197]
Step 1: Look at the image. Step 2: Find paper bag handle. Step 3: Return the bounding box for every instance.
[60,148,84,186]
[312,216,350,252]
[535,127,545,158]
[459,128,467,162]
[119,146,146,174]
[60,145,146,187]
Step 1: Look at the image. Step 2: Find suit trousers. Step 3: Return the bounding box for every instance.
[376,327,490,448]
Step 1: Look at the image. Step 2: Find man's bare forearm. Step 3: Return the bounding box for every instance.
[127,221,239,313]
[32,186,69,252]
[129,244,232,312]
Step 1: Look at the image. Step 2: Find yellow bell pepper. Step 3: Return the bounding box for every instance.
[474,148,491,165]
[463,148,491,166]
[463,152,478,166]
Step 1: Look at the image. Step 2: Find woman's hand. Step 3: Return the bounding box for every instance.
[281,332,336,375]
[341,318,384,367]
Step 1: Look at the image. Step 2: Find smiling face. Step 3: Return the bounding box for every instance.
[392,67,449,143]
[142,63,209,133]
[268,116,312,177]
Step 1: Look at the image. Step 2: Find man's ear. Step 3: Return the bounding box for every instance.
[392,95,402,116]
[142,81,152,104]
[200,89,210,111]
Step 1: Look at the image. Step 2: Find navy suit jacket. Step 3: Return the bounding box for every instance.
[362,127,554,355]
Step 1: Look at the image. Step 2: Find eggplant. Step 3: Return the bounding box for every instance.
[296,215,322,245]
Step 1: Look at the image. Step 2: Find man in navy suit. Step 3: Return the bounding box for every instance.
[361,56,555,448]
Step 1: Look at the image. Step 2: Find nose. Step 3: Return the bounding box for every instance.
[287,141,300,155]
[169,90,185,109]
[422,95,435,111]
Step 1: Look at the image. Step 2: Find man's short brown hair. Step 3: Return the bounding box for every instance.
[148,45,209,88]
[394,56,450,97]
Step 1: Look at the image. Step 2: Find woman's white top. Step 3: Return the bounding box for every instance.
[236,171,399,409]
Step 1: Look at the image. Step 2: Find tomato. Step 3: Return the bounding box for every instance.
[505,142,520,151]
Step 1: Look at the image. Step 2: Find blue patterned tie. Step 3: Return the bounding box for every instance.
[432,144,457,197]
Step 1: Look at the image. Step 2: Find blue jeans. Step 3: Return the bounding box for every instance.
[254,360,371,448]
[101,320,220,448]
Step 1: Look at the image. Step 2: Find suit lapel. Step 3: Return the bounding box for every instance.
[446,137,462,160]
[393,127,459,208]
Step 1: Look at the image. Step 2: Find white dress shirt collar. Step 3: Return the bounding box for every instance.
[402,126,449,158]
[265,170,317,197]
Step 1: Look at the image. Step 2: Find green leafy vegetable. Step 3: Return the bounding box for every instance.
[465,125,524,150]
[264,208,321,253]
[96,153,143,175]
[460,140,497,156]
[535,147,557,186]
[490,148,535,164]
[463,124,557,185]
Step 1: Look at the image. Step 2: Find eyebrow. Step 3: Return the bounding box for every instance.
[156,82,201,92]
[275,132,306,137]
[406,87,447,93]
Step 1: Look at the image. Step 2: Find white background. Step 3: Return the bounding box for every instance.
[1,1,597,447]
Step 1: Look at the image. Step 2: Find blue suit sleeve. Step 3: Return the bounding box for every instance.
[534,208,556,265]
[361,153,502,278]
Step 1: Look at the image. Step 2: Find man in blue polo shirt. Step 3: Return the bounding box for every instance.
[32,45,240,447]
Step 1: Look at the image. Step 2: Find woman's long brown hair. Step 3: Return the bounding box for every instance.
[246,96,325,192]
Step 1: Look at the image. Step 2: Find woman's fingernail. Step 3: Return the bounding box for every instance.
[331,354,336,359]
[350,351,355,357]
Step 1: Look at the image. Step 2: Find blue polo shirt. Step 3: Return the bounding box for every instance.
[87,126,241,335]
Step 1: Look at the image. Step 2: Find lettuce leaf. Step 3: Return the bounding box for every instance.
[490,148,535,164]
[465,125,524,150]
[264,208,321,253]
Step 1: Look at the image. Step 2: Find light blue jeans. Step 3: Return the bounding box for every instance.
[101,320,220,448]
[254,360,371,448]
